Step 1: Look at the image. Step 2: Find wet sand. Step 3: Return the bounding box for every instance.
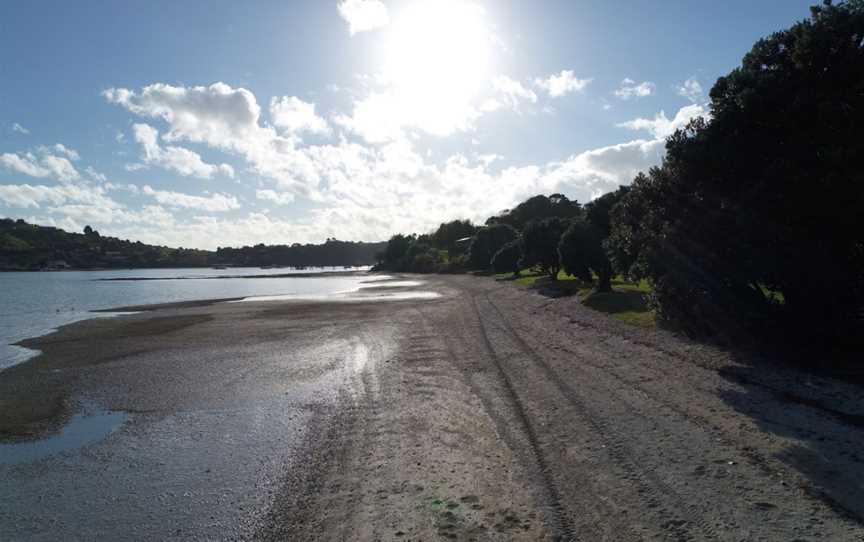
[3,275,864,540]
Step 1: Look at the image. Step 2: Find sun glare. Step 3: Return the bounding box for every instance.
[383,0,493,134]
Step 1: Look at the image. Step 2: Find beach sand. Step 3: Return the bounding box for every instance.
[2,275,864,540]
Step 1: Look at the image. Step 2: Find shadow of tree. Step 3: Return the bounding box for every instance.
[716,364,864,525]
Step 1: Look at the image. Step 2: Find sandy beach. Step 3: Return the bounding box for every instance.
[2,275,864,540]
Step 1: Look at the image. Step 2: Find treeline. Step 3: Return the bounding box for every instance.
[214,240,386,268]
[0,219,212,270]
[378,1,864,355]
[0,218,385,270]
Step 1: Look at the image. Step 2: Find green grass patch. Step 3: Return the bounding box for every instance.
[500,269,656,328]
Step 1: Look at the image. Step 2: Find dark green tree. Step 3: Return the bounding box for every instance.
[558,220,612,291]
[608,0,864,347]
[467,224,518,270]
[382,234,415,271]
[491,239,522,276]
[430,219,477,256]
[486,194,582,231]
[519,217,568,280]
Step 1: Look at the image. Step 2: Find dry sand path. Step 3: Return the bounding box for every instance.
[2,275,864,541]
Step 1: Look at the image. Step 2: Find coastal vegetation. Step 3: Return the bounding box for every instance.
[0,218,385,270]
[377,1,864,356]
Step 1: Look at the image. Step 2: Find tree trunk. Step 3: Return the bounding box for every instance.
[596,270,612,292]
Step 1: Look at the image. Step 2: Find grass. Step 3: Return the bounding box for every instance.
[496,269,656,328]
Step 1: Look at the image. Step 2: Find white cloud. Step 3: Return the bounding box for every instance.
[130,123,234,179]
[11,123,30,135]
[105,83,321,195]
[337,0,389,35]
[616,104,709,139]
[0,146,80,182]
[100,81,680,247]
[256,189,295,206]
[0,182,119,210]
[43,144,80,161]
[84,166,107,183]
[491,75,537,110]
[269,96,329,135]
[535,70,592,97]
[141,185,240,212]
[677,77,703,103]
[614,78,655,100]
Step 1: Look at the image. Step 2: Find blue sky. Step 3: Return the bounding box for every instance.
[0,0,815,248]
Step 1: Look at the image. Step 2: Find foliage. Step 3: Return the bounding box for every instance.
[379,234,415,271]
[467,224,518,270]
[491,239,522,275]
[607,1,864,349]
[486,194,582,231]
[430,220,477,256]
[558,220,611,291]
[559,187,629,292]
[519,217,568,280]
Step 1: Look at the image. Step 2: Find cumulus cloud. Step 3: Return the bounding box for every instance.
[256,189,295,206]
[141,185,240,212]
[269,96,329,135]
[0,182,121,210]
[535,70,592,97]
[677,77,704,103]
[99,80,680,247]
[490,75,538,110]
[11,123,29,135]
[130,123,234,179]
[105,83,323,194]
[616,104,709,139]
[337,0,389,35]
[614,78,655,100]
[0,146,80,182]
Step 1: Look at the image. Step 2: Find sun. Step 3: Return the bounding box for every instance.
[382,0,494,135]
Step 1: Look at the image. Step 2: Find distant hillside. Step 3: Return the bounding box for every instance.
[0,218,386,271]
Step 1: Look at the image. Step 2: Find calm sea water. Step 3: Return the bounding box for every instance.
[0,267,374,369]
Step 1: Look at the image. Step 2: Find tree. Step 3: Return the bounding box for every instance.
[519,217,568,280]
[492,239,522,276]
[467,224,518,270]
[558,220,612,291]
[381,234,415,271]
[486,194,582,231]
[83,225,100,238]
[430,219,477,256]
[607,1,864,348]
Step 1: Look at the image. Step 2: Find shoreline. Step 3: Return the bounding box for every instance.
[0,274,434,441]
[0,269,395,372]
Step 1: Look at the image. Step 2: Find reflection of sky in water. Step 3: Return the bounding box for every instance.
[0,267,376,369]
[0,410,127,465]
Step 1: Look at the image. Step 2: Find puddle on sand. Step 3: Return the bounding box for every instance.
[0,410,128,466]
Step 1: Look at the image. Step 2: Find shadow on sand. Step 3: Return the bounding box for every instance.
[716,360,864,526]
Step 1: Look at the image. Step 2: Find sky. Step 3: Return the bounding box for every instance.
[0,0,816,249]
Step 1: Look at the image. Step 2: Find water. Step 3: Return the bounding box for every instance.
[0,409,128,465]
[0,267,380,369]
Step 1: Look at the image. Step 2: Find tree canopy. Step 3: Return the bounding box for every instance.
[467,224,518,270]
[486,194,582,232]
[519,217,568,280]
[608,0,864,347]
